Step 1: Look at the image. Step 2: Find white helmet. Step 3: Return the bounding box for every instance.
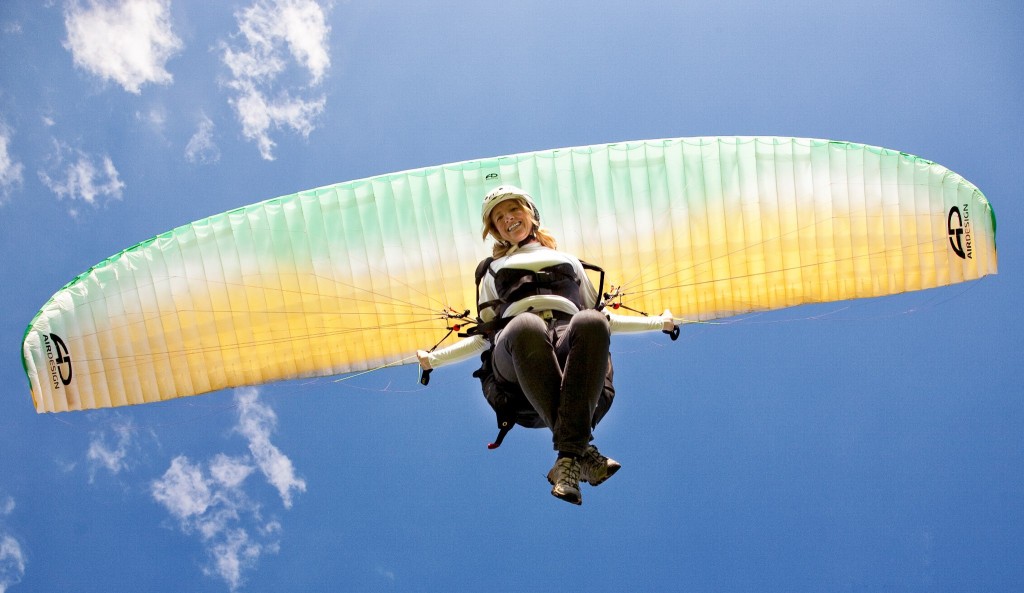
[481,185,540,239]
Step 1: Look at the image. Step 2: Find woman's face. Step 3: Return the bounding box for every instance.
[490,199,534,245]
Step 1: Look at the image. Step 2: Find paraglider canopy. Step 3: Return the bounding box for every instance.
[21,137,997,413]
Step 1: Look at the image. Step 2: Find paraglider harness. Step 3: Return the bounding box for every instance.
[465,256,616,449]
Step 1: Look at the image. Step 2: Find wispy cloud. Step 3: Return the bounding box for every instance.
[0,123,24,204]
[151,389,305,590]
[137,104,169,136]
[87,418,139,482]
[235,388,306,507]
[153,456,215,519]
[185,114,221,164]
[38,141,125,214]
[64,0,183,94]
[377,566,397,584]
[0,536,26,593]
[0,493,25,593]
[220,0,331,160]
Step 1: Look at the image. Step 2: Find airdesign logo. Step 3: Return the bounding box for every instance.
[42,333,73,389]
[947,205,973,260]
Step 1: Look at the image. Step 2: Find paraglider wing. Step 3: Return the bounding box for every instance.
[22,137,997,412]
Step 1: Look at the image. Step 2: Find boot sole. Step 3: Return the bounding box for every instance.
[551,487,582,505]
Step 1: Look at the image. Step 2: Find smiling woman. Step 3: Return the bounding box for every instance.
[20,137,998,415]
[489,199,534,245]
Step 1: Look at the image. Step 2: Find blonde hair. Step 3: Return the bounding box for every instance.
[484,197,558,258]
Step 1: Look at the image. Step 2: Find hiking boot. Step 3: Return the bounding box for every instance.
[579,445,621,486]
[546,457,582,505]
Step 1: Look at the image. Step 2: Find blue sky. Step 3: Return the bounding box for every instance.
[1,1,1021,591]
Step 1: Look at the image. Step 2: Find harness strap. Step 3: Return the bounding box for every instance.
[473,256,495,319]
[467,256,607,450]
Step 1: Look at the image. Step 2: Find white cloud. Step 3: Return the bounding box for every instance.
[0,495,25,593]
[64,0,183,94]
[235,388,306,507]
[38,142,125,210]
[210,453,255,490]
[221,0,331,160]
[151,389,303,590]
[228,83,325,161]
[137,104,168,135]
[86,419,138,481]
[205,528,262,590]
[0,535,26,593]
[152,456,215,520]
[153,455,264,590]
[55,458,78,474]
[185,115,221,164]
[0,124,24,204]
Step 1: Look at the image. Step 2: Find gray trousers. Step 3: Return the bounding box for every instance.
[491,309,611,456]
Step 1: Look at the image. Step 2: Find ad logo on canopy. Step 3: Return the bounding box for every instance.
[947,205,972,260]
[42,333,73,388]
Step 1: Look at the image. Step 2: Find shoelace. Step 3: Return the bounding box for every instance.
[580,446,605,477]
[582,446,605,466]
[555,457,580,486]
